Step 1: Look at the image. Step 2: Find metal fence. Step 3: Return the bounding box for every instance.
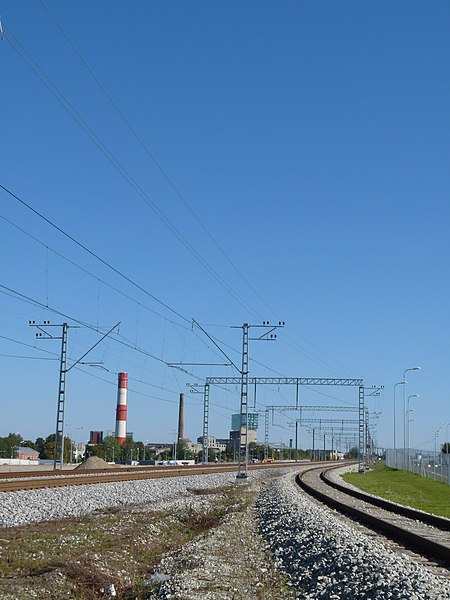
[385,449,450,485]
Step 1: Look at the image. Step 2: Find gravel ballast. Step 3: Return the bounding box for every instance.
[2,466,450,598]
[256,473,450,599]
[0,472,241,528]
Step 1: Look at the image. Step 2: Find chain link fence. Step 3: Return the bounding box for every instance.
[385,449,450,485]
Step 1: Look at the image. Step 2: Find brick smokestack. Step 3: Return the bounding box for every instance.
[178,393,184,441]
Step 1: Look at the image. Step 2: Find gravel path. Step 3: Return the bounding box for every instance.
[256,473,450,599]
[148,481,293,600]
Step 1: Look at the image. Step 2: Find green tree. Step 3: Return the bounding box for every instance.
[22,440,37,451]
[345,446,360,459]
[34,437,46,458]
[89,436,122,462]
[176,440,193,460]
[43,433,72,463]
[0,433,23,459]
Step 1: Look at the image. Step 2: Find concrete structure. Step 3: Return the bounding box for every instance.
[115,372,128,445]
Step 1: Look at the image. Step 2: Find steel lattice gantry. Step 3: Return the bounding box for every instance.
[264,405,360,459]
[206,377,363,386]
[204,377,368,470]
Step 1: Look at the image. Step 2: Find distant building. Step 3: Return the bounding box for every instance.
[196,435,227,453]
[230,428,257,448]
[230,412,258,448]
[146,443,172,454]
[216,438,231,448]
[17,447,39,461]
[183,439,202,454]
[89,431,103,445]
[231,413,258,431]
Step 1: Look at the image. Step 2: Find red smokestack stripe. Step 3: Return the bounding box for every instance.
[118,372,128,388]
[116,405,127,420]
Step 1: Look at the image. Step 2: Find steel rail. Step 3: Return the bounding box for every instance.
[297,465,450,568]
[0,461,300,493]
[321,467,450,531]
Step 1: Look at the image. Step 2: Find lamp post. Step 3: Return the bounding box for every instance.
[406,394,419,470]
[432,425,443,481]
[393,381,407,467]
[445,423,450,484]
[402,367,421,465]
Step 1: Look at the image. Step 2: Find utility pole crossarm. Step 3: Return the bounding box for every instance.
[29,319,121,470]
[192,319,239,371]
[65,321,120,373]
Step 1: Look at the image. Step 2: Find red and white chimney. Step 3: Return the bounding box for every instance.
[115,372,128,445]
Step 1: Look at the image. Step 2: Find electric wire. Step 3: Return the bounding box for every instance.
[0,196,261,377]
[0,330,194,402]
[0,283,199,377]
[2,21,360,379]
[0,211,188,330]
[0,183,190,326]
[2,26,262,320]
[39,0,274,320]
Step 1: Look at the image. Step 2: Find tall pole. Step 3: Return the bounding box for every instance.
[312,429,315,461]
[393,381,406,468]
[406,394,419,470]
[177,393,185,441]
[55,323,69,469]
[402,367,421,466]
[237,324,249,478]
[202,384,210,464]
[30,319,119,469]
[235,321,284,479]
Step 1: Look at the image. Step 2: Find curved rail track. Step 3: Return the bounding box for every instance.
[297,464,450,568]
[0,461,301,493]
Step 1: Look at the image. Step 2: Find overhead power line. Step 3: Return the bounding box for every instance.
[0,211,188,330]
[0,182,190,325]
[2,25,262,320]
[1,21,358,377]
[0,201,276,377]
[39,0,275,318]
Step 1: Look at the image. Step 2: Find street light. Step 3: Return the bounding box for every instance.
[402,367,421,459]
[406,394,419,469]
[432,424,443,480]
[393,381,407,466]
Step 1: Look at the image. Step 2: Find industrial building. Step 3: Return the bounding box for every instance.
[231,412,259,431]
[196,435,227,454]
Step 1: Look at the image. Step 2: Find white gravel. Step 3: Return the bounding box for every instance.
[0,468,298,529]
[256,473,450,599]
[0,472,240,528]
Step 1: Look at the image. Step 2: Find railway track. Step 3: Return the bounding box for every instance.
[0,461,300,492]
[297,464,450,569]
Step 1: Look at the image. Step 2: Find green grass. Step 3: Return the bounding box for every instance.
[342,461,450,519]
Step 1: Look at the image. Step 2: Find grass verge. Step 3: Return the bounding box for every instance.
[342,461,450,518]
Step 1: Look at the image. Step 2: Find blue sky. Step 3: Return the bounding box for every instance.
[0,1,448,452]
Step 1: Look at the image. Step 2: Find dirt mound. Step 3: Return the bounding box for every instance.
[75,456,113,470]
